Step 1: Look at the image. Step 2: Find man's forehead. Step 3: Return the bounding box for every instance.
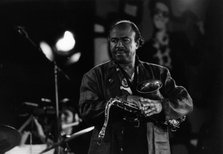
[110,24,135,37]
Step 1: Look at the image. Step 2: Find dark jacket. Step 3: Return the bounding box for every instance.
[79,59,193,154]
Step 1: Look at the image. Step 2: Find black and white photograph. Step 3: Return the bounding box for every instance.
[0,0,222,154]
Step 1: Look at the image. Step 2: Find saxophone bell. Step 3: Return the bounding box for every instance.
[136,79,163,100]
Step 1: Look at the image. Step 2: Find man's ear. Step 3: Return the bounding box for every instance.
[136,40,140,49]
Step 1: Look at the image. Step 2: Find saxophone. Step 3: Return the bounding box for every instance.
[136,79,186,131]
[97,80,185,144]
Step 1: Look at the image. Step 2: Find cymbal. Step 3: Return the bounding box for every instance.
[40,126,94,154]
[0,125,21,153]
[19,102,55,116]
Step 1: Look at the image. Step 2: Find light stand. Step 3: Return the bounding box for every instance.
[53,60,62,154]
[16,26,71,154]
[51,57,65,153]
[54,61,60,138]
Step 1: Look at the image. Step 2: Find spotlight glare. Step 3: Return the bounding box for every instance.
[67,52,81,65]
[40,41,54,61]
[55,31,75,52]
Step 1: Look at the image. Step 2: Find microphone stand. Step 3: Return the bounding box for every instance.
[16,26,69,154]
[53,60,62,154]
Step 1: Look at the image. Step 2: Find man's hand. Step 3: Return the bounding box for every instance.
[141,98,162,117]
[126,95,162,117]
[126,95,144,109]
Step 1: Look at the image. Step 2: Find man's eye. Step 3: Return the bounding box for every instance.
[122,38,130,43]
[110,39,118,43]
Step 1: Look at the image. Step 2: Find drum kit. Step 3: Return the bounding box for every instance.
[1,124,94,154]
[0,125,21,154]
[0,99,94,154]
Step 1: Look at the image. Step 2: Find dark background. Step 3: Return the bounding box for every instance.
[0,0,94,126]
[0,0,223,153]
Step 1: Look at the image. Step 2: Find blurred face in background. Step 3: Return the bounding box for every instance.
[60,109,74,135]
[153,2,170,30]
[61,109,74,124]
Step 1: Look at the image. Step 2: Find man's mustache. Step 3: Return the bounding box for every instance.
[114,47,126,52]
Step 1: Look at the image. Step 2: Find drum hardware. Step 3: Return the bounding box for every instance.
[0,125,21,153]
[18,109,54,147]
[18,114,40,146]
[18,105,55,146]
[40,126,94,154]
[20,101,55,117]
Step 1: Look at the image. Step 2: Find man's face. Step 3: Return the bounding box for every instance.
[153,2,169,30]
[61,110,73,123]
[109,24,139,64]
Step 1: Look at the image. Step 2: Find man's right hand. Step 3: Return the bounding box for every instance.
[126,95,144,109]
[126,95,163,117]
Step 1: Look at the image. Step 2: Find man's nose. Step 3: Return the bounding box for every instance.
[116,40,124,47]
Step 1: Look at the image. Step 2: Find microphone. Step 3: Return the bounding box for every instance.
[16,26,29,38]
[15,25,38,48]
[23,102,38,107]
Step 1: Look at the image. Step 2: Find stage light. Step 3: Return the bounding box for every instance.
[39,41,54,61]
[39,30,80,65]
[38,30,79,149]
[55,30,76,55]
[66,52,81,65]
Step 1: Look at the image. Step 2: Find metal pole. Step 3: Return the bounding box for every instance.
[54,61,61,154]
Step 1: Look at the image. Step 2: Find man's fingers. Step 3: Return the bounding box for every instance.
[145,109,156,117]
[140,98,152,103]
[143,106,157,116]
[142,103,155,108]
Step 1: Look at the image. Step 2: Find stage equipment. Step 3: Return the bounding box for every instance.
[15,26,72,154]
[5,144,54,154]
[0,125,21,153]
[40,126,94,154]
[54,31,75,56]
[21,100,55,116]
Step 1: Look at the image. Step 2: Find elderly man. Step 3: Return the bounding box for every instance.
[79,20,193,154]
